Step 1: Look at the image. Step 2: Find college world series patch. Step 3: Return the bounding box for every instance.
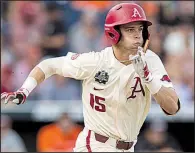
[94,70,109,84]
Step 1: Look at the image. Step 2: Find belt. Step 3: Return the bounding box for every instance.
[94,132,134,150]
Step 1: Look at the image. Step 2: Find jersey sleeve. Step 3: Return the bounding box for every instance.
[146,51,177,115]
[61,52,100,80]
[146,51,174,89]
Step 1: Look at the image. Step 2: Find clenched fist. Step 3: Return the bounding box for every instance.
[129,46,153,83]
[1,88,29,105]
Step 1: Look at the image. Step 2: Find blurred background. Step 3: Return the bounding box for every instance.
[1,1,194,152]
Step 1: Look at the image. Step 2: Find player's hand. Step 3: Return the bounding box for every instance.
[129,46,153,83]
[1,88,29,105]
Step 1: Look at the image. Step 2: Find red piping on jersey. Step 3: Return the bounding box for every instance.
[86,130,92,152]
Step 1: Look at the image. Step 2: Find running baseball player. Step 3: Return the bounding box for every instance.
[1,3,180,152]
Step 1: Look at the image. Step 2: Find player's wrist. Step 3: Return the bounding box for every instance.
[20,77,38,97]
[145,76,162,95]
[17,88,30,97]
[142,71,153,83]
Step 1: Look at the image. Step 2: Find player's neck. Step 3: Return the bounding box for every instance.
[112,45,135,65]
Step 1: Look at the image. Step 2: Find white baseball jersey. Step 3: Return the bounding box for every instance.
[59,47,173,142]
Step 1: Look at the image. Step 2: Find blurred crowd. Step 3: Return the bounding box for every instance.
[1,1,194,105]
[135,118,182,152]
[1,114,183,152]
[1,113,83,152]
[1,114,27,152]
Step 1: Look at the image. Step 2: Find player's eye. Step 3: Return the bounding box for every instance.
[127,29,134,32]
[139,27,143,31]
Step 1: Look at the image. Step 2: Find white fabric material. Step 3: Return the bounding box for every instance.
[73,127,136,152]
[146,77,162,94]
[37,57,66,79]
[21,77,37,96]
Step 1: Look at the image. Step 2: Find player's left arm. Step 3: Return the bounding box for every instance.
[130,47,180,115]
[148,57,180,115]
[152,85,180,115]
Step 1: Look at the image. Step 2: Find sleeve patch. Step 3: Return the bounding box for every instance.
[161,75,171,82]
[71,53,80,60]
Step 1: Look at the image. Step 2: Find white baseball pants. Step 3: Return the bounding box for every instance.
[73,127,137,152]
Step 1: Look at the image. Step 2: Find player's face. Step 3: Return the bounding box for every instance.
[118,21,144,52]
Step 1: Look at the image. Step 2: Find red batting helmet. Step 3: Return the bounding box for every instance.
[105,3,152,45]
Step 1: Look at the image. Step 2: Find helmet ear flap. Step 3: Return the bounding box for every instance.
[114,26,122,44]
[108,32,115,38]
[105,26,121,45]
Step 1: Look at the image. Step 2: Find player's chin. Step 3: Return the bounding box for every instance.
[123,44,138,52]
[131,46,139,52]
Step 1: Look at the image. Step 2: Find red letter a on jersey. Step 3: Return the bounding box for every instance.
[127,77,145,99]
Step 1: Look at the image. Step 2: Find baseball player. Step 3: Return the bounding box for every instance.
[1,3,180,152]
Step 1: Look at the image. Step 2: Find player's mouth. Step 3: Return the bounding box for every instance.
[133,42,141,47]
[132,43,141,49]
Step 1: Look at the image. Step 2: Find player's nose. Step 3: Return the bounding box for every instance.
[134,30,142,39]
[134,33,141,39]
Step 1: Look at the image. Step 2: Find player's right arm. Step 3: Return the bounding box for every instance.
[1,52,100,105]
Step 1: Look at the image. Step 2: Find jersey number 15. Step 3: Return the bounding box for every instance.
[90,93,106,112]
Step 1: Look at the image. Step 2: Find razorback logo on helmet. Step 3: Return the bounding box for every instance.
[132,8,142,18]
[71,53,80,60]
[161,75,171,82]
